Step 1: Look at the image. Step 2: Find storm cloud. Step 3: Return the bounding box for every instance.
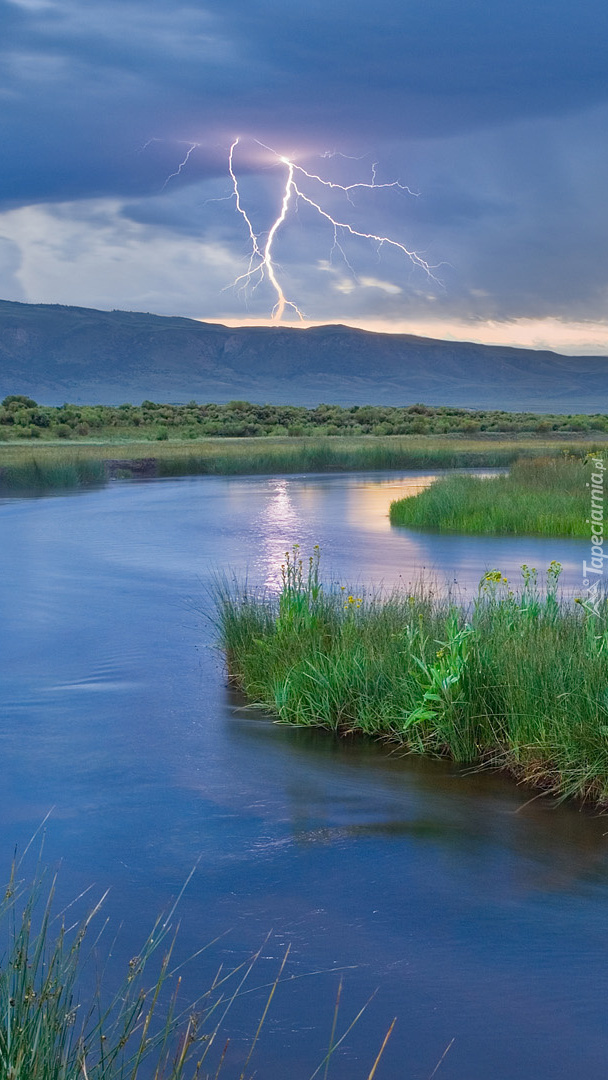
[1,0,607,344]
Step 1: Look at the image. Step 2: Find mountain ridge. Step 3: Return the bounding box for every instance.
[1,299,607,412]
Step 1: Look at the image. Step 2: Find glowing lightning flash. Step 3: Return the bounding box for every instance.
[261,154,302,321]
[225,138,434,323]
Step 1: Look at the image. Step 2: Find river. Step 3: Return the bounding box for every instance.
[0,471,605,1079]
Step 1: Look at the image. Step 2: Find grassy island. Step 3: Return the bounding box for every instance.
[219,550,608,806]
[390,453,597,537]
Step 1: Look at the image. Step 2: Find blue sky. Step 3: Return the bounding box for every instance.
[1,0,607,351]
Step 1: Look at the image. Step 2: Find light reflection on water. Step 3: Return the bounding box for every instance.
[0,470,603,1080]
[231,469,582,595]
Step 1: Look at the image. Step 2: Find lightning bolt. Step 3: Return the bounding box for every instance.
[226,138,435,322]
[161,142,199,190]
[225,139,303,319]
[227,139,266,297]
[259,153,303,321]
[137,138,160,153]
[148,135,436,322]
[290,160,418,201]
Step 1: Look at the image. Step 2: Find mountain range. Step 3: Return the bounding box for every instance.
[0,299,607,412]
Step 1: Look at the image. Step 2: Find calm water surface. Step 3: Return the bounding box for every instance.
[0,471,605,1080]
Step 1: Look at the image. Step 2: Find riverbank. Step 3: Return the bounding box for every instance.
[1,434,605,493]
[218,551,608,805]
[389,453,597,537]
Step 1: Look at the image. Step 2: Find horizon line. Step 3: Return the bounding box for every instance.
[197,314,608,356]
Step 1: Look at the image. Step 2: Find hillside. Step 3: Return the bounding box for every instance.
[1,299,607,411]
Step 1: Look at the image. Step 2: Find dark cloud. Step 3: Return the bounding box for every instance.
[0,0,607,330]
[2,0,608,204]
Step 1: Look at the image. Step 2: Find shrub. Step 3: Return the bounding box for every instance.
[2,395,37,408]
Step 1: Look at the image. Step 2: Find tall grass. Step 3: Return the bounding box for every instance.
[0,857,396,1080]
[0,860,252,1080]
[218,549,608,805]
[389,453,595,536]
[0,457,107,494]
[1,438,605,494]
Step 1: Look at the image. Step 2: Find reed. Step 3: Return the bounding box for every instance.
[389,453,595,536]
[217,550,608,805]
[1,438,604,494]
[0,856,393,1079]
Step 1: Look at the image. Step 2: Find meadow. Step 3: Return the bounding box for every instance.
[0,434,606,494]
[389,453,597,536]
[218,550,608,806]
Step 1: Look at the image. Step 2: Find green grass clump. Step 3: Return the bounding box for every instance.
[389,453,596,536]
[218,550,608,805]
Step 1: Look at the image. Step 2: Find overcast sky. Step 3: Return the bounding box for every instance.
[1,0,607,351]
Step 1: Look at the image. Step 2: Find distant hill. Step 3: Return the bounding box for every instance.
[1,299,607,411]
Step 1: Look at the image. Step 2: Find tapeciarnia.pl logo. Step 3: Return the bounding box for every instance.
[582,457,605,614]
